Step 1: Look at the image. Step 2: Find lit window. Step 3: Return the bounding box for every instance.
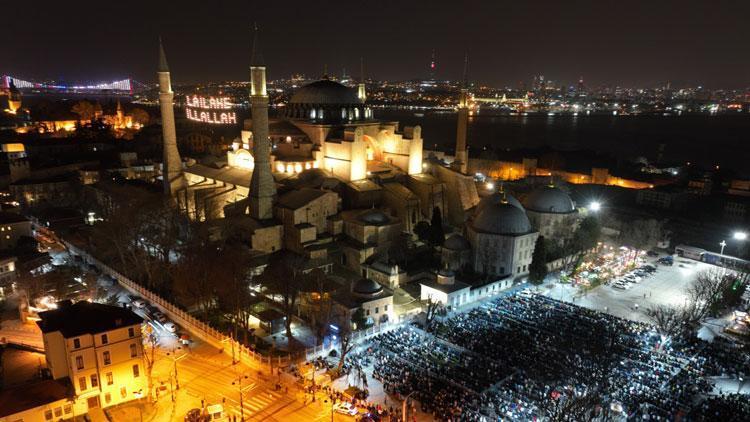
[64,405,72,414]
[120,386,127,399]
[103,351,111,365]
[101,334,108,345]
[309,109,316,119]
[78,376,87,391]
[91,374,98,388]
[106,372,113,385]
[133,364,140,378]
[105,392,111,404]
[45,410,53,420]
[75,355,84,370]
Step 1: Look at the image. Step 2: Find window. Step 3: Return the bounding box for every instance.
[91,374,98,388]
[78,376,87,391]
[73,338,80,349]
[101,334,108,345]
[128,327,135,337]
[105,392,111,404]
[106,372,113,385]
[384,305,388,311]
[120,387,127,399]
[130,343,137,358]
[64,404,72,414]
[103,351,111,365]
[132,364,140,378]
[54,407,62,417]
[375,307,379,314]
[45,410,53,420]
[75,355,84,370]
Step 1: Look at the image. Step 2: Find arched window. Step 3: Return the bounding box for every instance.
[341,108,347,119]
[309,109,317,119]
[354,108,360,119]
[318,108,324,119]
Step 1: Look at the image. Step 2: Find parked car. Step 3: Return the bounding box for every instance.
[333,402,359,416]
[184,409,210,422]
[153,311,167,323]
[132,299,147,309]
[164,322,178,333]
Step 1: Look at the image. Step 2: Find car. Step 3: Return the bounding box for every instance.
[132,299,147,309]
[164,322,178,333]
[333,402,359,416]
[153,311,167,323]
[613,284,627,290]
[647,250,659,257]
[184,409,210,422]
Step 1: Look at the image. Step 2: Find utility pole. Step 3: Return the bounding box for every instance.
[232,373,249,421]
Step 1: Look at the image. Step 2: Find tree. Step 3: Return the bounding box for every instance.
[428,207,445,247]
[335,311,357,375]
[619,219,663,265]
[256,251,307,341]
[141,326,159,401]
[171,235,220,321]
[414,221,431,243]
[683,268,738,324]
[645,304,690,343]
[424,296,442,332]
[529,235,548,285]
[564,216,602,275]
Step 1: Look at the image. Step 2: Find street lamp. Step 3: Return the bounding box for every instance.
[589,201,601,212]
[720,240,727,255]
[734,231,747,241]
[166,346,185,390]
[232,374,249,422]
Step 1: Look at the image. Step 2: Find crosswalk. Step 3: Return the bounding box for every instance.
[228,385,295,420]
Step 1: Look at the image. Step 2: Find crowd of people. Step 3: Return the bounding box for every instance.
[690,393,750,421]
[351,292,749,421]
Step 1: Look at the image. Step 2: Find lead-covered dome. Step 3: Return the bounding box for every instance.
[352,278,383,298]
[290,80,362,105]
[524,186,575,214]
[358,209,390,225]
[476,191,524,215]
[472,202,533,235]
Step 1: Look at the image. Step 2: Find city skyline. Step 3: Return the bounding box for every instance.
[6,0,750,88]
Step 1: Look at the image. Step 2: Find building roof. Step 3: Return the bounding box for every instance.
[419,277,471,294]
[476,191,524,214]
[289,79,362,105]
[472,202,533,235]
[37,301,143,338]
[0,378,73,418]
[443,234,471,251]
[186,163,251,188]
[352,278,383,296]
[357,209,391,225]
[524,185,576,214]
[277,188,328,210]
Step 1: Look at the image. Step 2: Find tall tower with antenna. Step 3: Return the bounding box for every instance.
[358,57,366,101]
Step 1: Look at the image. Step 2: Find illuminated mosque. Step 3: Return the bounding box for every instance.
[154,28,579,300]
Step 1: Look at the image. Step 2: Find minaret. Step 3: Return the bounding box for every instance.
[248,24,276,220]
[357,57,366,101]
[453,53,469,174]
[157,37,184,195]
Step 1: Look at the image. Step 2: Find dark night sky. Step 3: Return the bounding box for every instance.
[5,0,750,88]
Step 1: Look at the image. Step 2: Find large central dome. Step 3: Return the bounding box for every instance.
[524,186,576,214]
[472,202,533,235]
[289,80,362,105]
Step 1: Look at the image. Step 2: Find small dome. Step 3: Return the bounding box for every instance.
[352,278,383,297]
[358,209,390,225]
[524,186,575,214]
[473,202,533,235]
[290,80,362,105]
[476,191,524,215]
[443,234,471,251]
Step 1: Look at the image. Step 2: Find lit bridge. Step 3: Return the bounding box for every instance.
[2,75,149,94]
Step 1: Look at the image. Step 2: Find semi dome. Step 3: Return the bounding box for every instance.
[472,202,533,235]
[352,278,383,297]
[524,186,575,214]
[289,79,362,105]
[358,209,390,225]
[444,234,471,251]
[476,191,523,215]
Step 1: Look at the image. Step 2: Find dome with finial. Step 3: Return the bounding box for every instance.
[524,185,575,214]
[289,79,362,106]
[351,278,383,298]
[476,191,523,215]
[472,201,533,235]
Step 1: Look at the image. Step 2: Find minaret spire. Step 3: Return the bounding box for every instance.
[157,37,184,195]
[357,57,366,101]
[453,51,470,174]
[248,24,276,220]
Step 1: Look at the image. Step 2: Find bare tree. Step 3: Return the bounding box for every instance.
[683,268,736,324]
[424,296,442,332]
[645,304,690,344]
[141,327,159,401]
[256,251,307,341]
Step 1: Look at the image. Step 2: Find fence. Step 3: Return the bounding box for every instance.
[62,240,302,368]
[62,239,405,370]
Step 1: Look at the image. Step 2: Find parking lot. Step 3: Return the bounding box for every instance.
[544,256,715,324]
